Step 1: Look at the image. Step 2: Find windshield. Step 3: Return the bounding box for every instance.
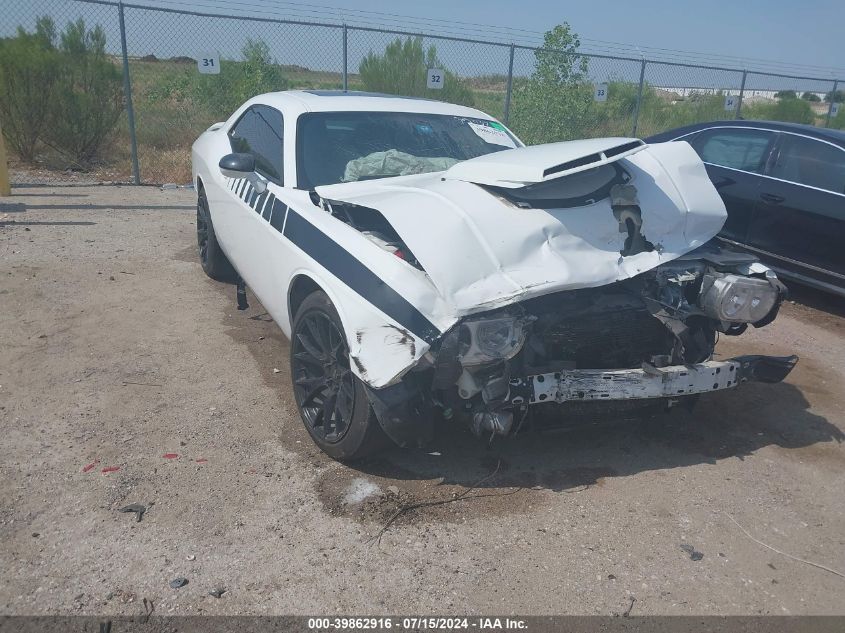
[296,111,520,189]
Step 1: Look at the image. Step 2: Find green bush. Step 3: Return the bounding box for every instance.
[0,16,124,164]
[829,106,845,130]
[746,97,815,124]
[197,39,288,116]
[359,37,475,107]
[0,18,59,161]
[146,39,289,120]
[45,18,124,163]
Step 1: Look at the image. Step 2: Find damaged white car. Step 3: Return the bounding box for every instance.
[191,90,797,459]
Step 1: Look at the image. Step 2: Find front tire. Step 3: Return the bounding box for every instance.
[196,186,237,282]
[290,291,391,460]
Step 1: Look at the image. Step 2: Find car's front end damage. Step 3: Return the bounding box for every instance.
[310,137,797,447]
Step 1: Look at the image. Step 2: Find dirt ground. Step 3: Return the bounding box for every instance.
[1,185,844,617]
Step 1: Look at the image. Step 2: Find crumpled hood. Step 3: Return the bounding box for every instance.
[315,140,727,316]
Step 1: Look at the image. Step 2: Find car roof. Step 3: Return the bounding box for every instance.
[250,89,495,120]
[646,119,845,147]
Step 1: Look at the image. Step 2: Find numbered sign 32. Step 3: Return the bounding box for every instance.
[426,68,444,90]
[594,83,608,102]
[197,53,220,75]
[724,95,737,111]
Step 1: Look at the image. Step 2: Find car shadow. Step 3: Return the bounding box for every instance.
[350,381,843,493]
[787,283,845,319]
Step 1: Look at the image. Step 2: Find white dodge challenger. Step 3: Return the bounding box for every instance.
[192,90,797,460]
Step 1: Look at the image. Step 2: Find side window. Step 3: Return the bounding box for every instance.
[229,105,284,184]
[689,128,775,173]
[769,134,845,194]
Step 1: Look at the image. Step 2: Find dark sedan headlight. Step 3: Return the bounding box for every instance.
[700,273,779,323]
[458,315,531,365]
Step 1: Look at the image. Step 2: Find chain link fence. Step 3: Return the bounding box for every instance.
[2,0,843,185]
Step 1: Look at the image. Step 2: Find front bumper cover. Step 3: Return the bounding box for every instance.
[508,355,798,405]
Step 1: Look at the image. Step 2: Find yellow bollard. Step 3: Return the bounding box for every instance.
[0,120,10,196]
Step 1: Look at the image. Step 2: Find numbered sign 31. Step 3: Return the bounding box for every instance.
[594,83,608,102]
[724,95,737,111]
[426,68,444,90]
[198,53,220,75]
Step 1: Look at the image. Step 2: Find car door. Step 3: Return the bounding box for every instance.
[685,127,778,244]
[745,133,845,286]
[217,104,289,309]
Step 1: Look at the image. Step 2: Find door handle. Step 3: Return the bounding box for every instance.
[760,192,785,204]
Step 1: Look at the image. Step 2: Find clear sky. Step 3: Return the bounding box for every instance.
[3,0,843,79]
[296,0,843,76]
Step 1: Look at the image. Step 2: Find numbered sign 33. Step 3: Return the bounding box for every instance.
[427,68,444,90]
[724,95,737,111]
[593,83,608,102]
[198,53,220,75]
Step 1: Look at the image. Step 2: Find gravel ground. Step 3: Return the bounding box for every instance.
[1,185,844,617]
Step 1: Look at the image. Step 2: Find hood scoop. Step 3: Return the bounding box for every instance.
[444,137,646,189]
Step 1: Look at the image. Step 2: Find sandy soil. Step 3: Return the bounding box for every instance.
[1,185,844,617]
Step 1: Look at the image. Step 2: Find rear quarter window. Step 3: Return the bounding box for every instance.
[690,128,775,173]
[769,134,845,194]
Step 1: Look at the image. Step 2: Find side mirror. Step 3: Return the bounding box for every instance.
[219,152,255,178]
[218,152,267,193]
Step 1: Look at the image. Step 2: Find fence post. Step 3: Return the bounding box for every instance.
[736,70,748,120]
[118,1,140,184]
[0,119,10,196]
[342,24,348,92]
[825,79,839,127]
[503,44,515,124]
[631,58,646,137]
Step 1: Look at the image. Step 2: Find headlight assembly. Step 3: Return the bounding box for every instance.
[700,273,779,324]
[458,314,531,366]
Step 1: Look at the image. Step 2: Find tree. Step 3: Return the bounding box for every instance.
[801,91,821,102]
[0,24,59,160]
[359,37,475,106]
[508,24,591,144]
[45,18,124,163]
[195,38,289,116]
[774,90,797,99]
[824,89,844,103]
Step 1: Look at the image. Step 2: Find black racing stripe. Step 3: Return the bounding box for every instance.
[283,208,440,344]
[242,184,254,204]
[269,198,286,232]
[235,179,246,196]
[255,191,269,217]
[247,187,258,208]
[261,193,274,220]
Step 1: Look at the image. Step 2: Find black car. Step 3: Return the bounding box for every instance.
[647,120,845,297]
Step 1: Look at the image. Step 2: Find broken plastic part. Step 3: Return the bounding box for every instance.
[611,183,655,257]
[735,354,798,383]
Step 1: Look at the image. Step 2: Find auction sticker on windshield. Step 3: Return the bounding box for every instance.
[467,121,517,148]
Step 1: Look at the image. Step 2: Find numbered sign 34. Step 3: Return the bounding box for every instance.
[198,53,220,75]
[593,83,608,102]
[427,68,444,90]
[724,95,737,111]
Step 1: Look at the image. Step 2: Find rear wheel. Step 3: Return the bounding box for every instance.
[196,186,237,282]
[290,291,390,460]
